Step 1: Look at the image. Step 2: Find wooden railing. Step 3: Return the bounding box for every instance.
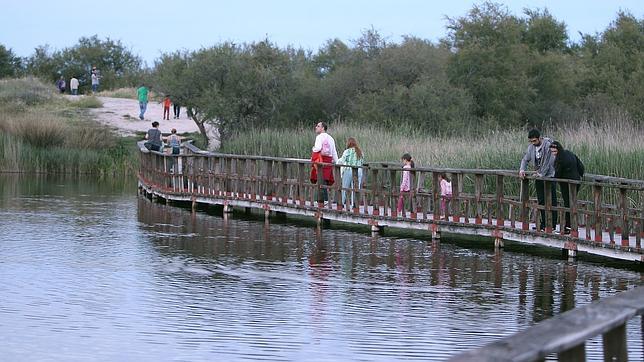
[450,286,644,361]
[137,142,644,259]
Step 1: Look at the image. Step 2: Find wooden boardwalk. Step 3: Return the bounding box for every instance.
[138,142,644,263]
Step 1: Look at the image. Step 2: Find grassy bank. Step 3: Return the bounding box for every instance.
[0,78,139,174]
[221,117,644,181]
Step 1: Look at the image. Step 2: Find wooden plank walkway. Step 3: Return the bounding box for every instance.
[137,142,644,263]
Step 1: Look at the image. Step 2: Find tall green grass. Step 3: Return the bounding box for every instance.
[0,78,138,174]
[221,119,643,181]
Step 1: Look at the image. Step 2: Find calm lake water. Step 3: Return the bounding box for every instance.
[0,175,642,361]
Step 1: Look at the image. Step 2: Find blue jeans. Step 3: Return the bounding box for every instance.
[92,84,98,93]
[341,168,362,207]
[71,89,78,95]
[139,101,148,119]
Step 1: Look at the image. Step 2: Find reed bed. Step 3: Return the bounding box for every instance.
[0,78,138,174]
[221,120,643,181]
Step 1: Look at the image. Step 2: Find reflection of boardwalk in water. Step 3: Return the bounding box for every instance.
[138,143,643,263]
[135,195,643,360]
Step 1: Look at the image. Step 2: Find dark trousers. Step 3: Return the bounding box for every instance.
[560,182,580,230]
[316,180,331,203]
[535,179,558,229]
[173,104,180,118]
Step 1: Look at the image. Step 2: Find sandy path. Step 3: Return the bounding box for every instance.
[72,96,201,136]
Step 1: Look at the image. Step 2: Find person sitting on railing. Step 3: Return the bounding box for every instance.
[310,121,338,203]
[397,153,414,215]
[549,140,585,234]
[144,121,163,152]
[337,137,364,209]
[519,129,557,231]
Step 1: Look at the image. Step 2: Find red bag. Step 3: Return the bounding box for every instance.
[310,151,334,185]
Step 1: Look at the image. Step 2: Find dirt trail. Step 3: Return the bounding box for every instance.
[72,95,201,136]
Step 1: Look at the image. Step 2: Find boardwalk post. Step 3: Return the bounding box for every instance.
[333,165,342,211]
[432,172,440,221]
[544,179,553,233]
[371,168,382,216]
[570,183,579,237]
[351,167,359,213]
[410,169,417,219]
[620,188,630,247]
[520,178,530,230]
[593,184,603,243]
[603,323,627,361]
[496,175,504,227]
[475,174,483,224]
[451,173,460,222]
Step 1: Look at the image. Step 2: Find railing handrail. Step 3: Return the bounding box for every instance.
[178,143,644,188]
[450,286,644,361]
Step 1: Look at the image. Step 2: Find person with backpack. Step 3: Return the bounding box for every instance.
[549,140,585,234]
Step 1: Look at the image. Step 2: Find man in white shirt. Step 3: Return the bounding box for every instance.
[311,121,338,203]
[312,121,338,162]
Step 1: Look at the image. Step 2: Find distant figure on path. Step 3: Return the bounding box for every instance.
[549,140,585,234]
[162,95,171,120]
[519,129,557,231]
[337,137,364,208]
[173,99,181,119]
[397,153,414,214]
[439,173,452,219]
[144,121,163,152]
[69,76,79,95]
[137,84,149,120]
[91,66,100,93]
[56,76,66,93]
[310,121,338,203]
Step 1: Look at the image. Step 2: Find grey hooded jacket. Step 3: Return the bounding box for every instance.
[520,137,555,177]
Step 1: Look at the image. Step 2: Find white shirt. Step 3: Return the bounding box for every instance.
[70,78,79,89]
[312,132,338,162]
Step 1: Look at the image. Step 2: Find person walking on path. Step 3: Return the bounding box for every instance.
[69,76,79,95]
[144,121,163,152]
[397,153,414,215]
[56,76,66,93]
[337,137,364,208]
[549,141,585,234]
[173,99,181,119]
[162,95,171,120]
[310,121,338,203]
[519,129,557,231]
[91,66,100,93]
[137,84,149,120]
[439,173,452,219]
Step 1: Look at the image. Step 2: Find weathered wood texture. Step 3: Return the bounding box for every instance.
[450,286,644,362]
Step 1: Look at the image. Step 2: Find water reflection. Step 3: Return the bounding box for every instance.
[0,174,641,360]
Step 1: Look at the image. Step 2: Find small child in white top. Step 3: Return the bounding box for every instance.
[439,173,452,218]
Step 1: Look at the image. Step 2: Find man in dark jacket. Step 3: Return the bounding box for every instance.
[549,141,585,234]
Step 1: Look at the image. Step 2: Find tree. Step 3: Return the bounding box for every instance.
[577,12,644,120]
[0,44,22,78]
[446,2,534,125]
[153,41,297,148]
[26,35,143,92]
